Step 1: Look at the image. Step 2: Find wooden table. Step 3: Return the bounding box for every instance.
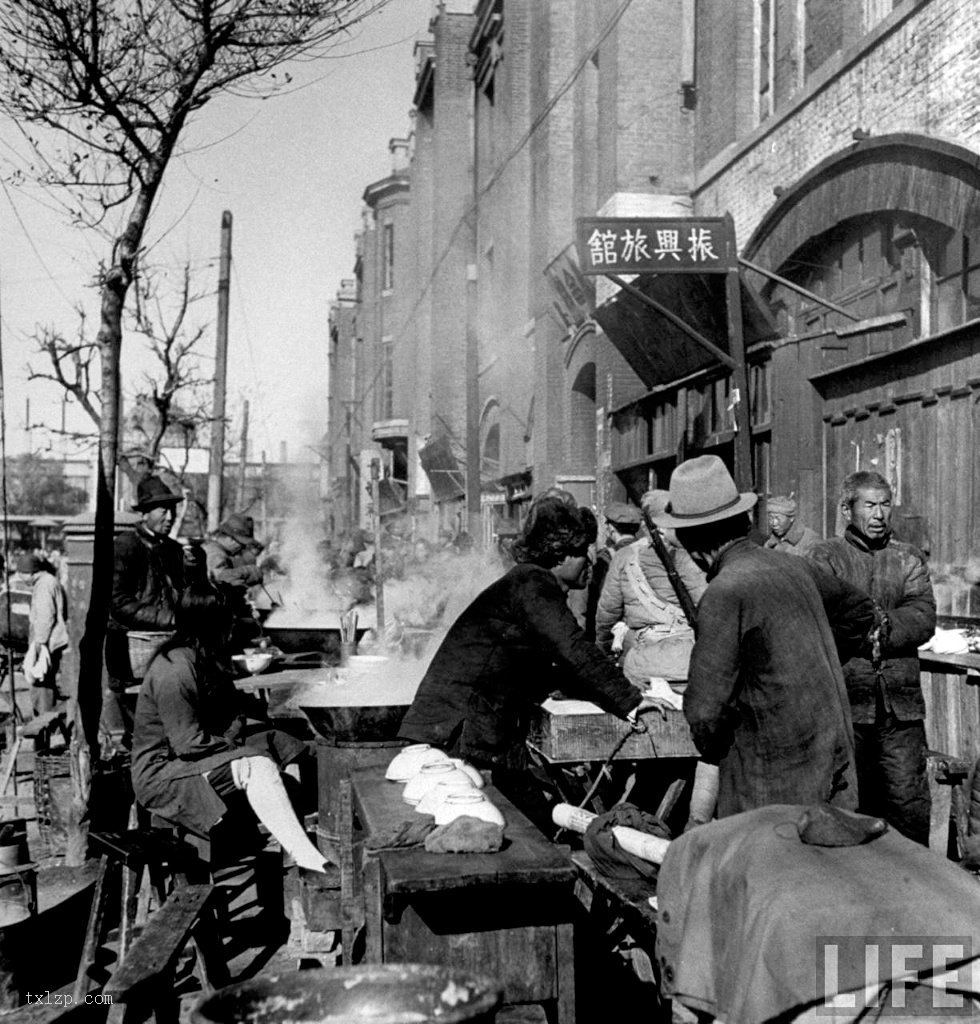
[342,767,578,1023]
[233,667,329,719]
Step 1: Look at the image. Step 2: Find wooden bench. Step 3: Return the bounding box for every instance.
[926,749,972,856]
[103,883,228,1024]
[570,851,672,1022]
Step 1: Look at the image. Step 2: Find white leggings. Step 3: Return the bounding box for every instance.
[229,755,328,871]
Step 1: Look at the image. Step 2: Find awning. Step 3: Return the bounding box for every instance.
[417,435,465,501]
[593,272,779,390]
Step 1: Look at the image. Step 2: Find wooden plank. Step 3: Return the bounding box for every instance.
[350,770,575,894]
[527,704,698,762]
[104,884,214,999]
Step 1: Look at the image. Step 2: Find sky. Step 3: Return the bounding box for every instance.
[0,0,431,466]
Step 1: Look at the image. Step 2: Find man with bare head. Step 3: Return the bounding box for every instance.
[808,471,936,845]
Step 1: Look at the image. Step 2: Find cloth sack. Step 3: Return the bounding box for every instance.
[584,803,672,881]
[23,643,51,685]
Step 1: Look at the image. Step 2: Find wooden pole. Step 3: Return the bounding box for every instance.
[370,459,385,638]
[237,399,249,508]
[724,230,754,492]
[207,211,232,532]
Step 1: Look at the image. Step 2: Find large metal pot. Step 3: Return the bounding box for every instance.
[301,703,408,743]
[261,624,369,659]
[191,965,502,1024]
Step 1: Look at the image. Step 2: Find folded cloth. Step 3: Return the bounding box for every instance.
[584,803,672,881]
[424,816,504,854]
[657,804,980,1024]
[364,819,435,850]
[797,802,887,846]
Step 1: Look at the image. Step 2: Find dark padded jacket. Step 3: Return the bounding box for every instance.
[110,525,185,631]
[807,527,936,723]
[398,563,641,769]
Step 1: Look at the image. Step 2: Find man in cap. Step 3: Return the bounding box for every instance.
[105,475,186,748]
[203,512,265,647]
[764,494,821,557]
[16,553,69,715]
[585,501,644,641]
[653,455,875,817]
[807,471,936,845]
[595,491,707,684]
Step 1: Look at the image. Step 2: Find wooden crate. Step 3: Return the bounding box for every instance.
[527,701,698,762]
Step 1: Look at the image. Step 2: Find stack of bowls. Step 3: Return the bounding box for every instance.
[384,743,504,827]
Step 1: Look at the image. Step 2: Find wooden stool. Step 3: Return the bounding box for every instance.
[72,829,209,1002]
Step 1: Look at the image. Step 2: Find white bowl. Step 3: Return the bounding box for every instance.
[450,759,485,789]
[432,791,505,828]
[233,652,275,675]
[385,744,451,783]
[403,763,474,806]
[414,777,478,816]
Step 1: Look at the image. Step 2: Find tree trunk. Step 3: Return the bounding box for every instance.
[65,272,127,865]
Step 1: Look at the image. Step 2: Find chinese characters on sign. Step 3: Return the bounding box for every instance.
[576,217,736,275]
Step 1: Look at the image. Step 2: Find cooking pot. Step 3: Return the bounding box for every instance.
[301,703,408,743]
[261,624,370,659]
[191,965,502,1024]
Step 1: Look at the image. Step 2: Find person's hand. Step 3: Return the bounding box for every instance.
[634,694,675,720]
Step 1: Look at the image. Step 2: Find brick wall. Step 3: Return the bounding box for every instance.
[430,9,476,445]
[694,1,979,248]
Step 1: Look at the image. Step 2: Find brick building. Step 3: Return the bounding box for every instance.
[329,0,980,617]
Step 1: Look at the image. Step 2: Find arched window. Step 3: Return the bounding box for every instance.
[479,399,501,481]
[569,362,596,472]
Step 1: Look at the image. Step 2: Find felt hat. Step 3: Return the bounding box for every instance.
[603,502,643,527]
[132,475,182,512]
[15,553,42,575]
[652,455,757,529]
[767,494,797,515]
[218,512,257,546]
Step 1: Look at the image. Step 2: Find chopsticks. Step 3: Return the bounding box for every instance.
[340,609,359,644]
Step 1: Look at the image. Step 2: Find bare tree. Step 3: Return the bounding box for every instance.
[0,0,390,860]
[28,264,214,477]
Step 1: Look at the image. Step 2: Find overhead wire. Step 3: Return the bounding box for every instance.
[388,0,637,354]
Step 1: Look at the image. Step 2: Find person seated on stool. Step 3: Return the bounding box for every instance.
[131,581,332,875]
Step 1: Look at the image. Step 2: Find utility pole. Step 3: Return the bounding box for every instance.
[238,399,249,508]
[207,210,232,532]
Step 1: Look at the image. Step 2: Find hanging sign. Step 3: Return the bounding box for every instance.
[576,216,736,275]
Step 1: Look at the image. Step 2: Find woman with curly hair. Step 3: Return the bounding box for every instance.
[398,497,660,825]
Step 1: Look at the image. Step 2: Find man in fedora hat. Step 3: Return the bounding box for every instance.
[653,455,875,818]
[105,474,187,748]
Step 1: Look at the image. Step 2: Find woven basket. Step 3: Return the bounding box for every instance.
[33,752,72,854]
[126,630,174,681]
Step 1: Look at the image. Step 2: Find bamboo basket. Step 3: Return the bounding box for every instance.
[126,630,174,681]
[33,752,72,854]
